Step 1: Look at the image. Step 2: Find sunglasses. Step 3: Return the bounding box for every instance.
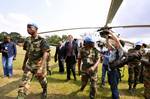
[27,26,32,28]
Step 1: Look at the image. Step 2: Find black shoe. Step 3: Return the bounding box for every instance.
[41,89,47,99]
[90,95,95,99]
[74,77,77,81]
[66,78,70,81]
[80,86,85,91]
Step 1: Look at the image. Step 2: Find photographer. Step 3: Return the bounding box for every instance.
[0,35,16,78]
[101,30,124,99]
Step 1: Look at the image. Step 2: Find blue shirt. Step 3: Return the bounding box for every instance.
[103,52,110,65]
[0,42,17,58]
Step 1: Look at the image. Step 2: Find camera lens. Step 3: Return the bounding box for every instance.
[100,30,109,38]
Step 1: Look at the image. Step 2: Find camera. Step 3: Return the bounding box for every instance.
[97,27,112,38]
[97,30,110,38]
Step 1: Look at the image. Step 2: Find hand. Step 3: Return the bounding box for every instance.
[86,67,94,74]
[3,50,8,53]
[35,68,44,78]
[13,57,16,60]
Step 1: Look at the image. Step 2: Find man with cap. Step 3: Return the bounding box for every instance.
[17,23,50,99]
[127,41,143,93]
[78,36,100,99]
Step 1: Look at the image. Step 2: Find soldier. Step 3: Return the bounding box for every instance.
[141,49,150,99]
[78,36,100,99]
[127,41,143,93]
[47,52,52,75]
[17,23,50,99]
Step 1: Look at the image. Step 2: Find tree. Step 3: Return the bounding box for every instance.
[61,35,68,42]
[9,32,21,43]
[46,35,61,46]
[0,32,9,42]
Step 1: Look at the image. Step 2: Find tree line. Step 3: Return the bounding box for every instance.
[0,32,68,46]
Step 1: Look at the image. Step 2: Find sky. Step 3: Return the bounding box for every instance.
[0,0,150,43]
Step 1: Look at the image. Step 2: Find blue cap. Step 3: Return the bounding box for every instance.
[135,41,143,46]
[27,23,38,29]
[84,36,94,44]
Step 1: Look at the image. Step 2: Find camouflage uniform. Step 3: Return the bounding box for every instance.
[79,47,99,99]
[47,52,52,75]
[128,48,141,91]
[18,35,49,97]
[141,50,150,99]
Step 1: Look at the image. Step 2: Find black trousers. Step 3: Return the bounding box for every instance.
[58,59,64,73]
[65,56,76,80]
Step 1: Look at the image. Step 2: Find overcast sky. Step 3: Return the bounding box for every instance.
[0,0,150,43]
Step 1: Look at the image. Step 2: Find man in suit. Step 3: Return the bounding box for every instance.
[54,41,65,73]
[64,35,78,81]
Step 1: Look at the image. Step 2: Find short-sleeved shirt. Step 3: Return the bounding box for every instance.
[79,47,99,71]
[128,48,141,67]
[24,35,50,68]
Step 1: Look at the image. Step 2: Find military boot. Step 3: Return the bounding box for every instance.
[128,84,133,94]
[41,88,47,99]
[16,92,25,99]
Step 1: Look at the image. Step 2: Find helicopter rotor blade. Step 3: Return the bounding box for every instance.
[38,27,100,34]
[111,25,150,28]
[105,0,123,26]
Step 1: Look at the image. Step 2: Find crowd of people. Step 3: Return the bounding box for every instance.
[0,23,149,99]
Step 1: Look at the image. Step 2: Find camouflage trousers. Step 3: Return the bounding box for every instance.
[128,66,141,88]
[17,66,47,97]
[143,68,150,99]
[80,72,98,99]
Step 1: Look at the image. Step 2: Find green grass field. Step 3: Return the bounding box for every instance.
[0,46,144,99]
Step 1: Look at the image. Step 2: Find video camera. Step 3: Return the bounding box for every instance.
[97,27,112,38]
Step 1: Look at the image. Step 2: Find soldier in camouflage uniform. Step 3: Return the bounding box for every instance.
[141,47,150,99]
[47,52,52,75]
[17,23,50,99]
[127,42,143,93]
[78,36,100,99]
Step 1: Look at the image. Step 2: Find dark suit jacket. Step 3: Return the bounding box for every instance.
[54,45,65,62]
[64,40,78,64]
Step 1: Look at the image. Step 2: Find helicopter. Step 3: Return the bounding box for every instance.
[38,0,150,47]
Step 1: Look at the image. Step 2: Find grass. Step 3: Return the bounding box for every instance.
[0,46,144,99]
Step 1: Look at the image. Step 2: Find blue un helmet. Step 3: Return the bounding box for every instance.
[27,23,38,30]
[135,41,143,46]
[134,41,143,50]
[84,36,95,45]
